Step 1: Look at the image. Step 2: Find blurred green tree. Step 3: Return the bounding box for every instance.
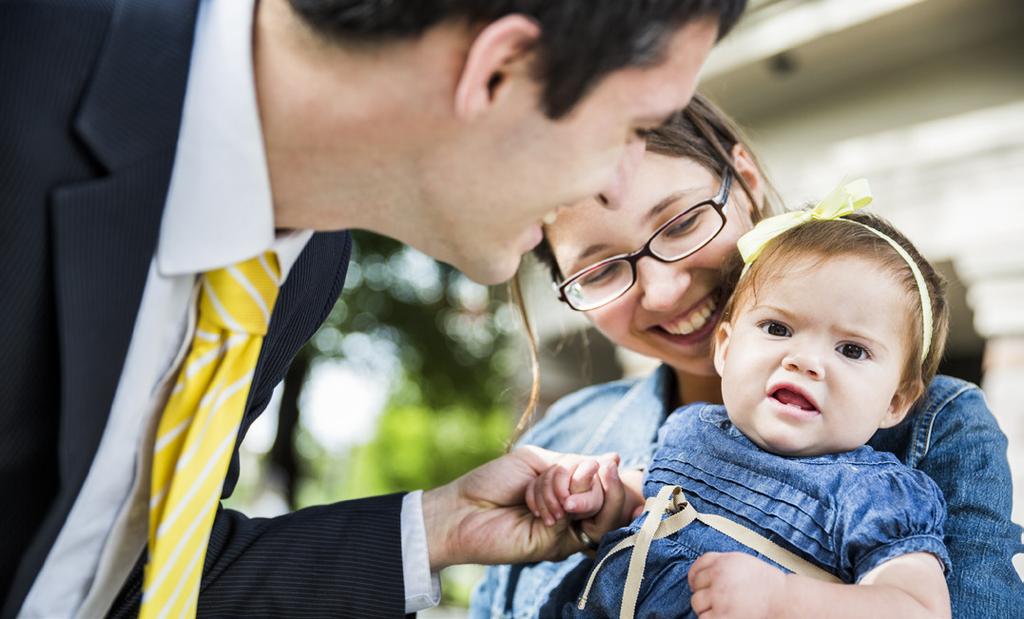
[271,230,524,510]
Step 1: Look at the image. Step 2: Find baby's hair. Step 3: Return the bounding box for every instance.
[720,211,949,405]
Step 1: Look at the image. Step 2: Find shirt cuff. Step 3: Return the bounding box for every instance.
[401,490,442,613]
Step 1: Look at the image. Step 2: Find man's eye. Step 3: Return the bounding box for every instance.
[759,321,790,337]
[838,343,870,360]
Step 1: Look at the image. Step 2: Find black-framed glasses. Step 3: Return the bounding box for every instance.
[555,168,732,311]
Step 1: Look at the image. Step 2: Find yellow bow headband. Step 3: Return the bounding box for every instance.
[736,179,933,364]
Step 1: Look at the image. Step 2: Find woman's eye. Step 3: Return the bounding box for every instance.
[664,215,698,238]
[838,343,869,360]
[580,265,614,286]
[759,321,790,337]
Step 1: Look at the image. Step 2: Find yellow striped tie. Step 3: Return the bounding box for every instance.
[140,252,280,619]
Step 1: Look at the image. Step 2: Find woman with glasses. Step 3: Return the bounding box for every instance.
[470,94,1022,618]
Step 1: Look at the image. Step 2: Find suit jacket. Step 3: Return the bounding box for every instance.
[0,1,404,616]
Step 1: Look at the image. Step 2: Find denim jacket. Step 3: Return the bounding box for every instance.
[471,367,1024,618]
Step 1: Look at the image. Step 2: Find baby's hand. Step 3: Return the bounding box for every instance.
[525,453,619,526]
[688,552,786,619]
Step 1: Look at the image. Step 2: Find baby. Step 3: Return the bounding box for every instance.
[531,181,953,618]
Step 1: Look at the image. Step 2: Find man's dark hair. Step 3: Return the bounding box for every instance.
[287,1,747,118]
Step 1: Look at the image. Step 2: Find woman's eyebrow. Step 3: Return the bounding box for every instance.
[574,243,612,269]
[642,188,704,224]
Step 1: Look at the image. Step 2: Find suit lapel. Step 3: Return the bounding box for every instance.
[2,0,200,615]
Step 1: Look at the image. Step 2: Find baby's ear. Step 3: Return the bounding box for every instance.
[713,322,732,377]
[880,382,922,429]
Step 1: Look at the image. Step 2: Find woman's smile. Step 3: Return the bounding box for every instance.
[647,288,723,346]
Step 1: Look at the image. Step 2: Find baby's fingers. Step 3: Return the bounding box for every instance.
[542,465,568,521]
[687,552,721,592]
[564,473,603,517]
[568,459,599,495]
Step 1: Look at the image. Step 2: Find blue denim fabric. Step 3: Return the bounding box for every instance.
[545,404,950,617]
[470,370,1024,619]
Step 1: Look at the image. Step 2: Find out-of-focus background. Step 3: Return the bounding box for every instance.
[228,0,1024,614]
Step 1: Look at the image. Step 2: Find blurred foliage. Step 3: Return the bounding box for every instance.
[343,402,512,498]
[280,230,525,608]
[289,228,527,490]
[306,231,525,410]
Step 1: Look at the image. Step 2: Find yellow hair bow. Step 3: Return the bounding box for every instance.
[737,179,872,265]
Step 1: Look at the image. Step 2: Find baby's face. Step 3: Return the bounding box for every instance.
[714,254,916,457]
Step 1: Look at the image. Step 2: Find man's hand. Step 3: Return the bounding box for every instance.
[688,552,787,619]
[421,446,624,570]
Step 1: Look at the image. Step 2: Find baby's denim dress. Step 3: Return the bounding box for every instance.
[472,371,1023,618]
[546,403,952,618]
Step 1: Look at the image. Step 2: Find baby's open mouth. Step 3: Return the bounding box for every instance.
[770,387,819,413]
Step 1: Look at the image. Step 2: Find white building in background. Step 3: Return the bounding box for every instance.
[523,0,1024,521]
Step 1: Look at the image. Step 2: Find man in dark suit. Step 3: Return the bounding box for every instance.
[0,0,745,616]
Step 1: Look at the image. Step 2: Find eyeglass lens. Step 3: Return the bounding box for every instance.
[565,202,725,310]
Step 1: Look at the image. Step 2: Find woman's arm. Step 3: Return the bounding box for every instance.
[907,380,1024,615]
[687,551,950,619]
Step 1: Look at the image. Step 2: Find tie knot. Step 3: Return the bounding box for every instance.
[199,251,280,335]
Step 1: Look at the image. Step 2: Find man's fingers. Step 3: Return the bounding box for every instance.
[512,445,562,475]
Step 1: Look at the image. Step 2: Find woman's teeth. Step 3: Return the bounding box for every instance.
[661,296,718,336]
[542,209,559,225]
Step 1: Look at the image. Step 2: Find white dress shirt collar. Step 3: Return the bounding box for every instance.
[158,0,281,276]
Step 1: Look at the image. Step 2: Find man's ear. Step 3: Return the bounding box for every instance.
[730,143,765,222]
[713,321,732,378]
[880,383,921,429]
[454,15,540,120]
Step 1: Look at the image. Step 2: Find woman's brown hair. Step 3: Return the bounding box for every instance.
[509,93,782,444]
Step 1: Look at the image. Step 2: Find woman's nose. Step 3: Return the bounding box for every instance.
[636,257,690,313]
[596,136,646,210]
[782,351,826,380]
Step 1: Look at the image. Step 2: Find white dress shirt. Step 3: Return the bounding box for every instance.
[20,0,438,615]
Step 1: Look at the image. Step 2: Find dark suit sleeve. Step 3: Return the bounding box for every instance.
[203,496,407,617]
[109,495,407,618]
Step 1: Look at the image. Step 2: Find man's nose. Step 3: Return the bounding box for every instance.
[596,135,646,210]
[782,350,826,380]
[637,257,690,313]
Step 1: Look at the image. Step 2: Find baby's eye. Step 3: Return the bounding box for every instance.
[837,343,870,360]
[758,320,791,337]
